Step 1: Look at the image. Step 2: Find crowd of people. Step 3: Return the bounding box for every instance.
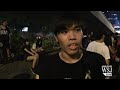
[82,31,120,78]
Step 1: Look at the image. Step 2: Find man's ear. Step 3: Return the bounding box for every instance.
[54,35,58,42]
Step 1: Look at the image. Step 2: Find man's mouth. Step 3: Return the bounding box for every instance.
[68,43,78,50]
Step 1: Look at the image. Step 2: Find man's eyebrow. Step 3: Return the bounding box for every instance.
[74,25,82,29]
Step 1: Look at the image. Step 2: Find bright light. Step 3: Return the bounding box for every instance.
[22,27,28,32]
[114,25,120,29]
[108,18,113,20]
[116,30,120,33]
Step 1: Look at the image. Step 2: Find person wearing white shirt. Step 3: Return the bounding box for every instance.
[87,33,110,65]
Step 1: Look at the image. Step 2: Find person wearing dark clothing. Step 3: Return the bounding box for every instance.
[34,51,105,79]
[23,41,31,59]
[36,38,42,48]
[0,20,11,59]
[32,38,44,53]
[34,15,106,79]
[23,39,39,69]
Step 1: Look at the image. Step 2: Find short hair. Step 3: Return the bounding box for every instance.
[93,32,104,40]
[54,15,84,36]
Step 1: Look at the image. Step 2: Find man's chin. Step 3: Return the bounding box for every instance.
[68,51,79,55]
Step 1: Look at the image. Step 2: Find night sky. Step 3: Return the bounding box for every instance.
[0,11,64,32]
[0,11,113,33]
[0,11,88,32]
[103,11,120,25]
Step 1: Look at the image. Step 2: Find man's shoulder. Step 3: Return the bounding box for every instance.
[84,50,103,57]
[36,53,59,72]
[83,51,106,65]
[87,41,95,47]
[41,52,58,57]
[39,52,59,62]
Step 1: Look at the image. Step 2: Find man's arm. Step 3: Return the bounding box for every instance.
[105,59,110,65]
[24,48,35,56]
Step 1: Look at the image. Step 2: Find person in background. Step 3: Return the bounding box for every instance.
[23,39,39,69]
[0,20,11,59]
[32,36,44,53]
[86,32,110,65]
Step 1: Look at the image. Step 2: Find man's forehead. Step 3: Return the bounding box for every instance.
[66,24,81,30]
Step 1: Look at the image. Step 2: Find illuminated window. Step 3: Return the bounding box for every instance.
[22,27,28,32]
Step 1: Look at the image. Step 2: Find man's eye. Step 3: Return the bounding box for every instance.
[61,31,68,34]
[76,28,82,31]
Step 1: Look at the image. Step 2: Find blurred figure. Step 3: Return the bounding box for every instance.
[23,39,39,69]
[32,36,44,53]
[0,20,11,59]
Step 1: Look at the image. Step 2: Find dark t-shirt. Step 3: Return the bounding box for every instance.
[34,51,106,79]
[0,26,10,48]
[23,44,31,58]
[36,39,42,48]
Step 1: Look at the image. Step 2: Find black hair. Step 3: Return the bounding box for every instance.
[93,32,104,40]
[36,38,42,47]
[54,15,84,36]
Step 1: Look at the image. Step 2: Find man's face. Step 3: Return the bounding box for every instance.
[55,24,83,55]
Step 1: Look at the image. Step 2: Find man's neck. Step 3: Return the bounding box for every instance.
[59,50,83,64]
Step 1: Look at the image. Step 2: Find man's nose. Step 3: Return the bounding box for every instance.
[68,31,76,40]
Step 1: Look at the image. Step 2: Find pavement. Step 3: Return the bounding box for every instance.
[0,60,35,79]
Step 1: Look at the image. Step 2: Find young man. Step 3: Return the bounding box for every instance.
[34,15,106,79]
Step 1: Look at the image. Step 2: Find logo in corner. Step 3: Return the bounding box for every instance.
[102,65,112,77]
